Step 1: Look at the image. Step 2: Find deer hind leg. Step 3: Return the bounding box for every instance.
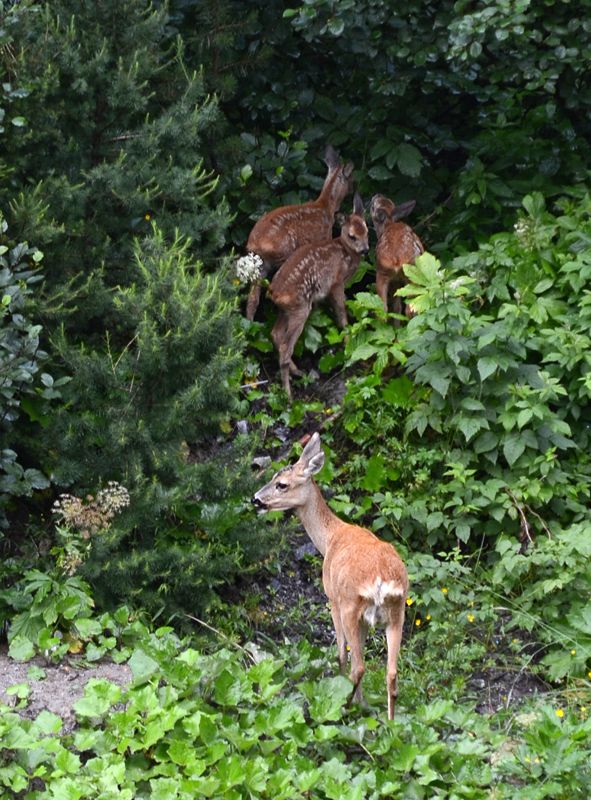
[376,270,391,314]
[275,306,309,401]
[385,597,405,721]
[339,603,367,708]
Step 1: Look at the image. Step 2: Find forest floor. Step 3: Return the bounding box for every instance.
[0,646,131,733]
[0,539,545,732]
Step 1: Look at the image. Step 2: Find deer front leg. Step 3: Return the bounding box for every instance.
[245,259,273,320]
[328,283,348,329]
[329,602,348,675]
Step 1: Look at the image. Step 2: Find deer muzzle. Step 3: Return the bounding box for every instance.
[252,494,268,512]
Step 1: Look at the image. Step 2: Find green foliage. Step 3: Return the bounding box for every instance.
[0,216,67,523]
[40,227,270,617]
[179,0,591,249]
[1,622,589,799]
[0,1,272,618]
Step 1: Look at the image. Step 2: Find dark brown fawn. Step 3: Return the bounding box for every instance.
[370,194,424,318]
[253,432,408,720]
[244,144,354,320]
[268,192,369,401]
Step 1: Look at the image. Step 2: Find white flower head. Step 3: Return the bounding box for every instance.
[236,252,263,284]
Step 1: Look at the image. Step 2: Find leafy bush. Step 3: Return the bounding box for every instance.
[0,217,67,526]
[1,622,590,799]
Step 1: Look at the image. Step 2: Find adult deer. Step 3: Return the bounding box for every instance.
[268,192,368,401]
[253,433,408,720]
[370,194,424,317]
[244,145,354,320]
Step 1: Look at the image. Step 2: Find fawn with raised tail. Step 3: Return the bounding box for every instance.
[370,194,424,318]
[253,433,408,720]
[244,144,354,320]
[268,192,369,401]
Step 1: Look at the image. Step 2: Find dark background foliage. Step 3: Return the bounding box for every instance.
[1,0,590,628]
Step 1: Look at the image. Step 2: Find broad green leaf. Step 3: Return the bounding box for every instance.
[8,635,36,662]
[73,679,122,718]
[127,648,159,684]
[456,415,484,442]
[55,748,81,774]
[503,436,526,466]
[33,710,63,735]
[307,676,352,722]
[396,143,422,177]
[477,357,497,381]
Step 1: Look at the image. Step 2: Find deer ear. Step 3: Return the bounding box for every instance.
[353,192,365,216]
[343,161,354,179]
[299,432,324,475]
[324,144,340,169]
[302,450,325,477]
[391,200,417,221]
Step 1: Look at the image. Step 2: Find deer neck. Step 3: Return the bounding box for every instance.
[296,481,339,557]
[316,173,344,216]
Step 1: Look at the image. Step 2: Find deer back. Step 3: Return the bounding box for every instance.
[370,194,424,275]
[268,193,368,310]
[246,145,354,266]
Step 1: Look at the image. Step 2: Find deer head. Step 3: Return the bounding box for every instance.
[253,434,325,513]
[370,195,417,238]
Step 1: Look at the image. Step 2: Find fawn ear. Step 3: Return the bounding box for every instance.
[391,200,416,221]
[353,191,365,216]
[324,144,340,169]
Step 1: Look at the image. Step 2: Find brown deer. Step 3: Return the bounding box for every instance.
[370,194,424,318]
[268,192,369,401]
[253,432,408,720]
[244,145,354,320]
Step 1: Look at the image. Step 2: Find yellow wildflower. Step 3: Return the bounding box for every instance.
[426,614,431,621]
[571,649,576,656]
[467,613,475,623]
[415,619,422,627]
[441,587,448,594]
[555,709,564,718]
[406,597,414,606]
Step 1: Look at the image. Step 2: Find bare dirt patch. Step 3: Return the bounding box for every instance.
[0,646,131,733]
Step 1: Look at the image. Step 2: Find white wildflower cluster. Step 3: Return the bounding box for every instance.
[514,218,535,250]
[235,252,263,284]
[52,481,130,540]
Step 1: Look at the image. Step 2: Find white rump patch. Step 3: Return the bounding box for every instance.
[360,578,404,626]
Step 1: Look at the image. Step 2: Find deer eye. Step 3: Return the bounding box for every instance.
[275,481,288,491]
[350,234,358,241]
